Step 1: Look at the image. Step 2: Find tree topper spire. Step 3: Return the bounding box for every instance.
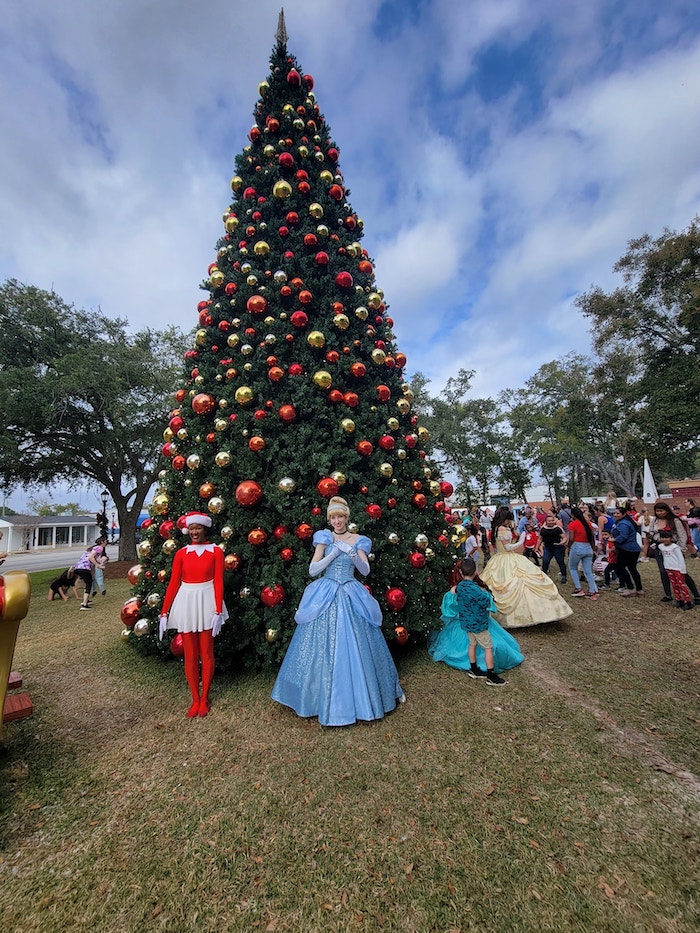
[276,9,288,45]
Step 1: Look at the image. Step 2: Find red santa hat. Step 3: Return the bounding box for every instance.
[184,512,212,528]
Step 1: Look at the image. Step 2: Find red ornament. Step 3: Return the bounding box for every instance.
[224,553,240,571]
[366,504,382,520]
[328,389,344,403]
[387,498,397,509]
[315,251,329,266]
[326,350,340,364]
[248,436,266,452]
[329,184,343,201]
[440,481,454,497]
[289,363,304,376]
[247,296,268,315]
[298,181,310,195]
[120,598,141,627]
[172,455,186,471]
[409,552,426,569]
[385,588,407,612]
[248,528,268,546]
[191,393,216,415]
[287,68,301,86]
[376,385,391,402]
[350,362,366,378]
[335,271,353,289]
[344,392,359,408]
[235,480,263,506]
[126,565,142,586]
[158,520,175,539]
[169,415,184,432]
[295,523,313,539]
[161,442,174,458]
[260,583,286,607]
[278,404,297,423]
[280,547,294,562]
[298,290,313,305]
[304,233,318,247]
[290,310,308,327]
[279,152,294,169]
[273,525,289,539]
[394,626,409,645]
[316,477,340,498]
[356,440,374,456]
[412,493,427,509]
[268,367,284,382]
[378,435,395,451]
[405,434,418,449]
[286,211,299,224]
[394,353,407,368]
[170,633,185,658]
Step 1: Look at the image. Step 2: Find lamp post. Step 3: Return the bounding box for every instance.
[100,490,109,540]
[111,511,116,544]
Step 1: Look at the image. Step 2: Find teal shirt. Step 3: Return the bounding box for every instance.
[455,579,492,633]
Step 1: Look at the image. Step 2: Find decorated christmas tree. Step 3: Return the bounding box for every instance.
[124,16,456,668]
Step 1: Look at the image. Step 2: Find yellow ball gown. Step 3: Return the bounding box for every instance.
[480,530,573,628]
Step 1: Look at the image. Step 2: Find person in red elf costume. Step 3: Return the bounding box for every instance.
[159,512,228,718]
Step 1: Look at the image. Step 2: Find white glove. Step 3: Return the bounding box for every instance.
[158,614,168,640]
[350,547,370,576]
[210,612,224,637]
[309,545,341,577]
[334,540,352,554]
[505,532,527,552]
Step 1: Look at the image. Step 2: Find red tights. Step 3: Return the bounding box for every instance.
[181,631,215,718]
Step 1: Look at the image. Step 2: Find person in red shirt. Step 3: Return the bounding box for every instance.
[159,513,228,718]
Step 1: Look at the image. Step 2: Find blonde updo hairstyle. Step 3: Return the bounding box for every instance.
[327,496,350,522]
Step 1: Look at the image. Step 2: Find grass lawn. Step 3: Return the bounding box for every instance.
[1,562,698,932]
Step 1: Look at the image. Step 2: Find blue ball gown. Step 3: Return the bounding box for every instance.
[271,530,404,726]
[428,590,524,673]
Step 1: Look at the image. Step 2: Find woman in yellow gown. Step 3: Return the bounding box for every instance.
[480,508,573,628]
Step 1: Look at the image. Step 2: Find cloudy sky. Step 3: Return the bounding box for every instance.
[1,0,699,512]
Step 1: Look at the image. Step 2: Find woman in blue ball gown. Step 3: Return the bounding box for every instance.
[429,562,524,674]
[271,496,405,726]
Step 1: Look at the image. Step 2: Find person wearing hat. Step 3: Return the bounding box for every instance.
[159,512,228,718]
[271,496,405,726]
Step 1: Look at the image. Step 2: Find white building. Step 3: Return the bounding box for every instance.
[0,514,102,553]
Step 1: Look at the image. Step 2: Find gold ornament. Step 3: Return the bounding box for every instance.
[333,314,350,330]
[214,418,228,432]
[340,418,355,433]
[194,375,204,386]
[177,428,187,441]
[371,349,386,365]
[307,331,326,348]
[225,215,239,233]
[137,540,152,558]
[235,386,254,404]
[320,170,333,184]
[254,241,270,256]
[163,427,173,442]
[347,242,362,258]
[418,427,430,441]
[263,144,275,158]
[396,398,410,414]
[430,481,441,496]
[151,494,170,515]
[278,476,296,493]
[313,370,332,389]
[316,224,329,237]
[208,496,225,514]
[423,466,432,478]
[414,534,429,550]
[215,451,232,467]
[355,306,368,321]
[309,203,324,219]
[402,388,414,402]
[368,292,382,309]
[273,180,293,199]
[379,463,393,477]
[218,398,229,409]
[162,539,177,556]
[227,334,240,348]
[209,271,225,288]
[246,275,258,286]
[195,328,207,346]
[231,176,243,191]
[330,471,346,486]
[396,449,407,460]
[387,418,399,430]
[265,628,278,643]
[186,454,201,470]
[241,344,254,356]
[388,533,399,545]
[146,593,162,609]
[425,548,435,561]
[120,628,131,642]
[133,619,150,638]
[220,525,234,539]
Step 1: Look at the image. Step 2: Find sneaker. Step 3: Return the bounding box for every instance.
[682,602,694,611]
[616,589,631,596]
[639,557,650,562]
[486,672,507,686]
[467,668,488,679]
[101,590,107,596]
[694,598,700,605]
[586,593,598,600]
[660,596,673,603]
[79,605,92,610]
[621,591,639,597]
[571,589,586,597]
[598,584,609,590]
[560,578,567,585]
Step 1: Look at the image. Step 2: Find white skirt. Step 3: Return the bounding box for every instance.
[169,581,229,634]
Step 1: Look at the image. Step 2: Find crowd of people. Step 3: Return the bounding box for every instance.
[38,492,697,725]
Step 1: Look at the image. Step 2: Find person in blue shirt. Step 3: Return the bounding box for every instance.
[455,558,507,686]
[611,504,643,596]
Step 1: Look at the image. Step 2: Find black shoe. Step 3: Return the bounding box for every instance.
[682,602,694,611]
[694,598,700,605]
[79,605,92,610]
[560,578,567,584]
[467,667,487,679]
[660,596,673,603]
[486,672,507,686]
